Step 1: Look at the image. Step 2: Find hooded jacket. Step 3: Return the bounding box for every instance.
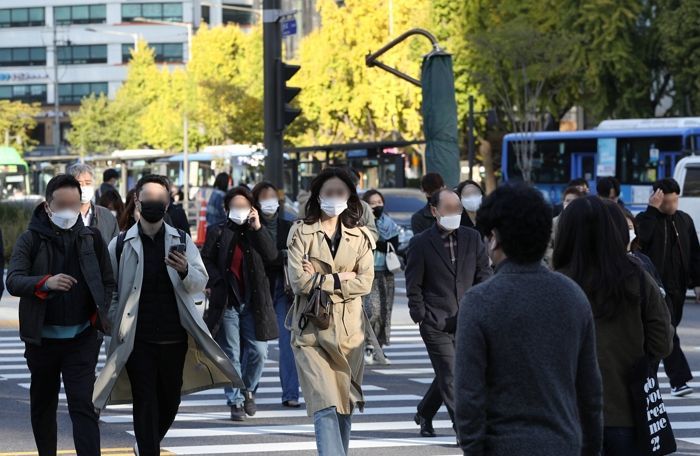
[6,204,114,345]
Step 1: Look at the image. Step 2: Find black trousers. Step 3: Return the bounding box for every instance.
[417,323,455,423]
[663,289,693,388]
[126,340,188,456]
[24,326,101,456]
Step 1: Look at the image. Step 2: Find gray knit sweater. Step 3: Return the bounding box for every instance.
[455,260,603,456]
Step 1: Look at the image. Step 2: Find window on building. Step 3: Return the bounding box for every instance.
[0,7,44,27]
[223,7,254,26]
[0,84,47,103]
[58,82,108,104]
[122,42,183,63]
[57,45,108,65]
[121,3,183,22]
[54,4,106,25]
[0,47,46,66]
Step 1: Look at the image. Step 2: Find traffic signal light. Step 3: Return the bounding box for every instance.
[276,59,301,130]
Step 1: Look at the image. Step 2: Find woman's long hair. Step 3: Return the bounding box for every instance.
[553,195,638,318]
[119,188,138,231]
[303,167,362,228]
[251,181,279,214]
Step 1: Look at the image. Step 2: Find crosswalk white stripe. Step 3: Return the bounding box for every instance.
[378,358,430,365]
[381,350,426,357]
[155,420,455,438]
[46,384,385,400]
[386,336,423,342]
[107,394,423,410]
[375,343,427,349]
[0,356,107,363]
[0,342,26,348]
[100,406,449,423]
[162,436,458,454]
[375,368,433,375]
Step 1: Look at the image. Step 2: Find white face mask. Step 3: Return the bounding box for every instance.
[259,198,280,216]
[110,210,118,218]
[48,207,80,230]
[80,185,95,204]
[438,213,461,231]
[461,195,482,212]
[320,197,348,217]
[228,207,250,225]
[629,229,636,243]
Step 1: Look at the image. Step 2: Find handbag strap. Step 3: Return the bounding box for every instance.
[386,242,396,254]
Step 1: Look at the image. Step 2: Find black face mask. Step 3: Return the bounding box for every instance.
[139,200,166,223]
[372,205,384,219]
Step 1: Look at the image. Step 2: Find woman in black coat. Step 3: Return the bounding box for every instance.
[252,182,301,408]
[201,186,279,421]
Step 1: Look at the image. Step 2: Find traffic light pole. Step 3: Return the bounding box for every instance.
[263,0,284,189]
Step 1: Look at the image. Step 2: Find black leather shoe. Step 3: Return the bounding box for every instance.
[414,413,436,437]
[243,391,257,416]
[230,405,245,421]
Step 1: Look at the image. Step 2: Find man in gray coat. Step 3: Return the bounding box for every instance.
[455,183,603,455]
[67,163,120,244]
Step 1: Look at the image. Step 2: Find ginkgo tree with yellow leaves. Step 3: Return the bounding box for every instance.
[68,25,264,154]
[292,0,431,145]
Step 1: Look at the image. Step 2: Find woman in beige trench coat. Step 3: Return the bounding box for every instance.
[286,167,375,456]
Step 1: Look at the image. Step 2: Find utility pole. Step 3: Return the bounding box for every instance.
[263,0,283,189]
[468,95,475,180]
[53,20,61,154]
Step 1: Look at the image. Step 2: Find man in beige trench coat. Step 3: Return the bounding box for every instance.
[93,175,242,455]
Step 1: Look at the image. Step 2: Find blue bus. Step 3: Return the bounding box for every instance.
[502,118,700,211]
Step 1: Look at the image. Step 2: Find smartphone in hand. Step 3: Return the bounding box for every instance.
[169,244,186,254]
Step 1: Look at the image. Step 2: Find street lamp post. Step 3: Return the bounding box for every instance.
[134,17,193,218]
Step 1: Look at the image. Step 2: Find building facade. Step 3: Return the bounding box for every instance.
[0,0,256,149]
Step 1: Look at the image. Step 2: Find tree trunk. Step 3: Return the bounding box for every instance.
[479,138,497,194]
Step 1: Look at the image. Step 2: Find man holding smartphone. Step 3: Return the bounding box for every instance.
[93,175,242,456]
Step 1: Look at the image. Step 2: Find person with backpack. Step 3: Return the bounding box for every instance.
[201,185,279,421]
[93,175,242,456]
[6,174,115,455]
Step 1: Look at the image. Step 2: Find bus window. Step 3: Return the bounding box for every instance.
[507,140,572,183]
[507,138,598,183]
[682,167,700,197]
[617,136,683,184]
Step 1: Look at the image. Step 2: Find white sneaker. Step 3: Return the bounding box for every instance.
[376,352,391,365]
[364,348,375,365]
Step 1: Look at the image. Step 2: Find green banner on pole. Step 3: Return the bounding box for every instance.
[421,52,460,187]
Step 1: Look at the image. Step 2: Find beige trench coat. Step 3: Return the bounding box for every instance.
[93,222,243,411]
[286,220,375,416]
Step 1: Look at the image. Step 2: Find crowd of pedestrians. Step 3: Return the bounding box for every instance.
[2,162,697,456]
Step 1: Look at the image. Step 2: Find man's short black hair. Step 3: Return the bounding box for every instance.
[476,183,552,264]
[103,168,119,182]
[420,173,445,195]
[135,174,170,195]
[429,188,457,208]
[596,176,620,198]
[653,177,681,195]
[45,174,82,202]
